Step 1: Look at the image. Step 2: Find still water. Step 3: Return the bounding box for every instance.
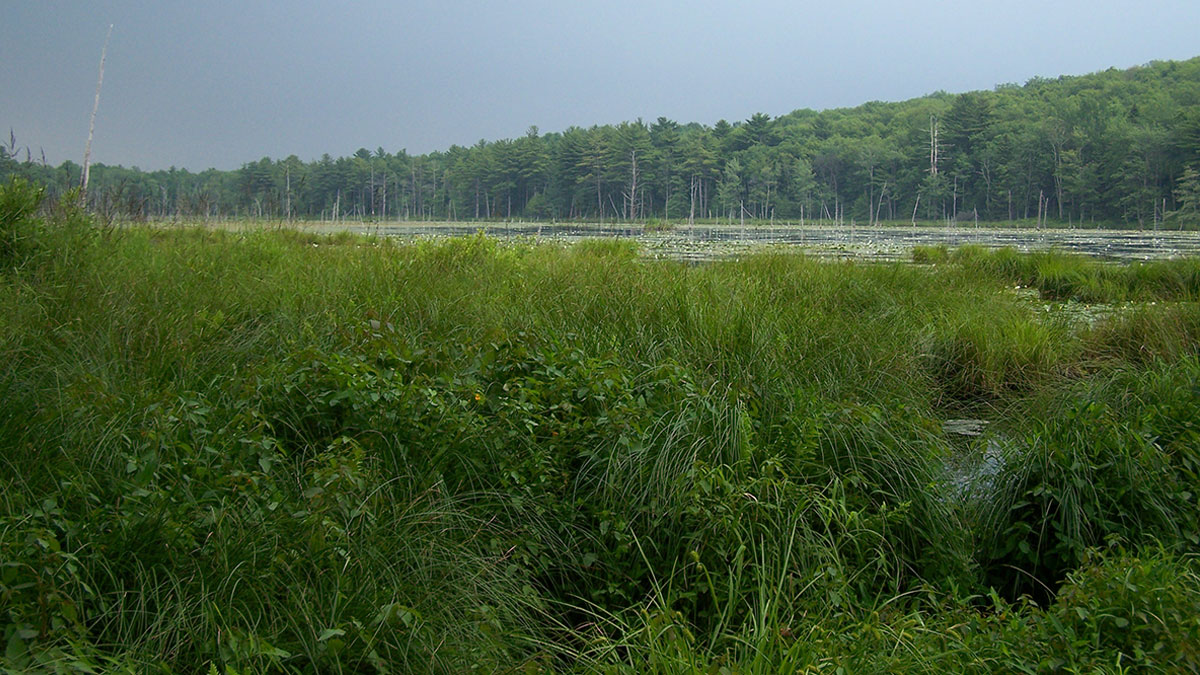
[311,221,1200,262]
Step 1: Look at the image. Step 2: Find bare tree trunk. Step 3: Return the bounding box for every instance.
[929,115,939,176]
[410,165,418,219]
[867,165,874,226]
[951,175,958,223]
[81,24,113,202]
[285,165,291,221]
[874,181,887,226]
[1052,142,1065,220]
[622,149,639,220]
[688,176,696,225]
[370,167,377,217]
[664,165,671,220]
[624,148,643,219]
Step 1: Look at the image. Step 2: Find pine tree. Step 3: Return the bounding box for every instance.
[1169,166,1200,229]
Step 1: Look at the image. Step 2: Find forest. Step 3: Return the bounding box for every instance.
[5,57,1200,228]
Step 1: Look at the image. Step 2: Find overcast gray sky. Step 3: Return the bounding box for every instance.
[3,0,1198,171]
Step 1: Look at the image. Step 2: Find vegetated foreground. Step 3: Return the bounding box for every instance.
[3,182,1200,672]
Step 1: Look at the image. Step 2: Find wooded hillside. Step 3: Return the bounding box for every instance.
[6,56,1200,227]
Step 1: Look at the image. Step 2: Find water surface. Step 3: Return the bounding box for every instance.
[308,221,1200,262]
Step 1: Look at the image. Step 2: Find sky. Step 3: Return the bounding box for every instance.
[3,0,1199,171]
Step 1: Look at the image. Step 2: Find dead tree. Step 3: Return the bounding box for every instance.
[929,115,940,177]
[81,24,113,202]
[622,149,640,220]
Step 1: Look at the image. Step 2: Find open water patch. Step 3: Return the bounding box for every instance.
[309,221,1200,263]
[939,418,1025,514]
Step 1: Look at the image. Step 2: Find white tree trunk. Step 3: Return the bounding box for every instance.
[81,24,113,201]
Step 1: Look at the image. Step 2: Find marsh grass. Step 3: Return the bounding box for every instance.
[3,191,1199,672]
[915,243,1200,303]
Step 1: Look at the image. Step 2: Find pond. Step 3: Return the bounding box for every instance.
[308,221,1200,262]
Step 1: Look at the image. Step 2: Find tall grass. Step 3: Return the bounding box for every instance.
[914,243,1200,303]
[3,183,1199,671]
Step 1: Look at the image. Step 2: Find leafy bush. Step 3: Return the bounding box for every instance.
[1042,549,1200,671]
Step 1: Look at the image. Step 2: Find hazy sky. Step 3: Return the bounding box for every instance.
[3,0,1199,171]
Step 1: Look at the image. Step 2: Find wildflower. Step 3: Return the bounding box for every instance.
[474,393,482,402]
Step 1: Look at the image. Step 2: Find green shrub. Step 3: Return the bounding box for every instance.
[1042,550,1200,671]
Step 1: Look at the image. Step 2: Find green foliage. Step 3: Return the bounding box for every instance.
[3,221,1200,670]
[921,302,1072,401]
[930,245,1200,303]
[8,57,1200,226]
[524,192,551,218]
[1044,550,1200,671]
[981,359,1200,600]
[1169,166,1200,227]
[0,177,43,270]
[1085,301,1200,364]
[911,244,949,264]
[641,216,673,232]
[569,236,640,259]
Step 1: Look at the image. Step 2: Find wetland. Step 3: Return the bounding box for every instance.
[4,181,1199,671]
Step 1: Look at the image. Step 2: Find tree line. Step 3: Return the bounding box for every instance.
[5,57,1200,228]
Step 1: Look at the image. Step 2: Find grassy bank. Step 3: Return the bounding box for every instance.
[3,179,1199,672]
